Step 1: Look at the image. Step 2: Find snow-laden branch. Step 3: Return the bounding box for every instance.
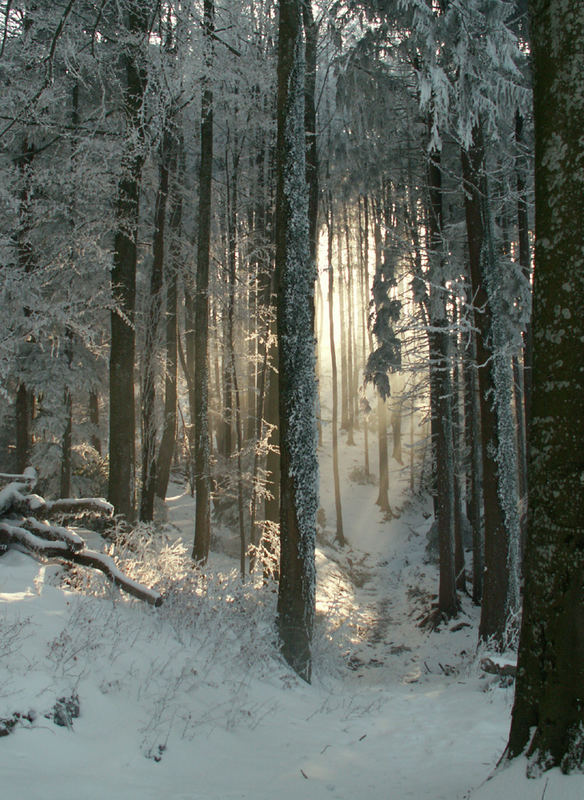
[0,473,162,607]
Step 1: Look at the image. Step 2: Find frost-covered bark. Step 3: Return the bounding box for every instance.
[192,0,215,563]
[507,0,584,772]
[462,128,521,644]
[275,0,317,683]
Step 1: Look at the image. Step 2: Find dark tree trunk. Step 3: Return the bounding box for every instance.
[338,232,349,433]
[463,300,483,605]
[358,194,371,476]
[462,130,518,644]
[376,396,392,515]
[15,136,36,474]
[108,3,149,521]
[303,0,318,269]
[451,300,466,593]
[391,402,402,464]
[507,0,584,771]
[192,0,214,562]
[512,354,528,548]
[60,84,80,501]
[89,390,101,455]
[15,383,32,473]
[60,328,74,499]
[140,133,171,522]
[427,147,457,618]
[372,199,392,516]
[60,388,73,499]
[275,0,317,683]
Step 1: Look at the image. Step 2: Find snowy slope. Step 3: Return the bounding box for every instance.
[1,428,582,799]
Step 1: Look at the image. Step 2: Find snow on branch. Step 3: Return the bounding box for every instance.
[0,473,162,607]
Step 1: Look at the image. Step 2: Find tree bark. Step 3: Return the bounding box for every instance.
[507,0,584,772]
[275,0,317,683]
[108,3,149,521]
[89,390,101,456]
[192,0,214,562]
[15,135,36,474]
[463,298,483,605]
[140,133,171,522]
[462,129,520,644]
[371,198,392,516]
[427,147,457,618]
[344,205,356,445]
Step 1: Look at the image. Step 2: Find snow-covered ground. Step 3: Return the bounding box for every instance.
[1,425,582,799]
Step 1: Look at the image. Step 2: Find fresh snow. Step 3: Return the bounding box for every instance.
[1,427,582,799]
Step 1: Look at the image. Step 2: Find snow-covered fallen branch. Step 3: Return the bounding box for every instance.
[0,472,162,607]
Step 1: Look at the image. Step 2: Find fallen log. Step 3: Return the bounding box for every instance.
[0,471,161,607]
[0,522,162,607]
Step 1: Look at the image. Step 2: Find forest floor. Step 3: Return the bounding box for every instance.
[1,424,582,799]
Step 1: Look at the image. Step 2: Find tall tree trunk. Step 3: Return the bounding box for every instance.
[15,135,36,473]
[108,3,149,520]
[338,231,349,432]
[140,133,171,522]
[303,0,318,271]
[156,141,182,501]
[276,0,317,683]
[183,279,196,482]
[462,128,520,644]
[358,194,371,476]
[60,331,73,499]
[464,299,483,605]
[508,0,584,770]
[327,196,345,546]
[513,354,528,548]
[371,197,392,516]
[427,146,457,618]
[60,83,80,500]
[344,205,356,445]
[192,0,214,562]
[451,299,466,592]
